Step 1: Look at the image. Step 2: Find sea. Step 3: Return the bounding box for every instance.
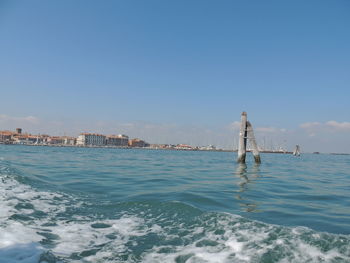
[0,145,349,263]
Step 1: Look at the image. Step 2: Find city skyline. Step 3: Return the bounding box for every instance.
[1,1,350,152]
[1,115,350,153]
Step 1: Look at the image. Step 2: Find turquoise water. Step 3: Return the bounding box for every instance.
[0,145,349,262]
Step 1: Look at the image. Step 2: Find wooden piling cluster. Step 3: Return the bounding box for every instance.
[237,112,261,164]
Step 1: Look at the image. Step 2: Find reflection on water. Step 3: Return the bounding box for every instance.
[235,163,261,212]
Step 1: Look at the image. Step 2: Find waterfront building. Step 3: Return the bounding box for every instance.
[128,138,147,147]
[106,134,129,146]
[149,144,175,149]
[28,135,40,144]
[118,134,129,146]
[0,131,14,142]
[47,136,64,145]
[76,133,106,146]
[39,135,50,144]
[199,145,216,151]
[175,144,193,150]
[12,134,37,144]
[62,136,76,145]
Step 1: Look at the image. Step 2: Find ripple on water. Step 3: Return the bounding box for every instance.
[1,147,350,262]
[1,172,350,263]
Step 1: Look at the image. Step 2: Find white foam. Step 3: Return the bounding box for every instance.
[0,243,44,263]
[49,216,149,262]
[1,169,350,263]
[110,216,145,236]
[0,214,45,263]
[139,213,350,263]
[0,173,74,262]
[0,222,42,249]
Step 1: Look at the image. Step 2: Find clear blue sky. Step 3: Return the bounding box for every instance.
[1,0,350,151]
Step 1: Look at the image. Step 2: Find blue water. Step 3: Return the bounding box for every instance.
[0,145,349,262]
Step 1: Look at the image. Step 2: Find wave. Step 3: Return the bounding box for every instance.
[1,162,350,263]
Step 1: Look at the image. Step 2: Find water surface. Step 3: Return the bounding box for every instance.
[0,145,349,262]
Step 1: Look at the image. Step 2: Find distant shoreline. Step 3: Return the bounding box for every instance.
[0,142,231,152]
[2,143,348,155]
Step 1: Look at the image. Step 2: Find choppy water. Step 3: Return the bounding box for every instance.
[0,145,349,263]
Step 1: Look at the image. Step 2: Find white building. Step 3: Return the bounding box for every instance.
[62,136,76,145]
[76,133,106,146]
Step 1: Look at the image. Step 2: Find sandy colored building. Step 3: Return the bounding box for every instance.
[128,138,148,147]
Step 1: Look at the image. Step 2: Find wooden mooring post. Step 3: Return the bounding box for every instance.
[237,112,247,163]
[236,112,261,164]
[293,145,300,156]
[246,121,261,163]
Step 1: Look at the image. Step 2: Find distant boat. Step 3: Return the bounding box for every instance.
[293,145,301,156]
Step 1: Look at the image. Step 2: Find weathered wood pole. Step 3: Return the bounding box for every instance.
[246,121,261,164]
[237,112,247,163]
[293,145,300,156]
